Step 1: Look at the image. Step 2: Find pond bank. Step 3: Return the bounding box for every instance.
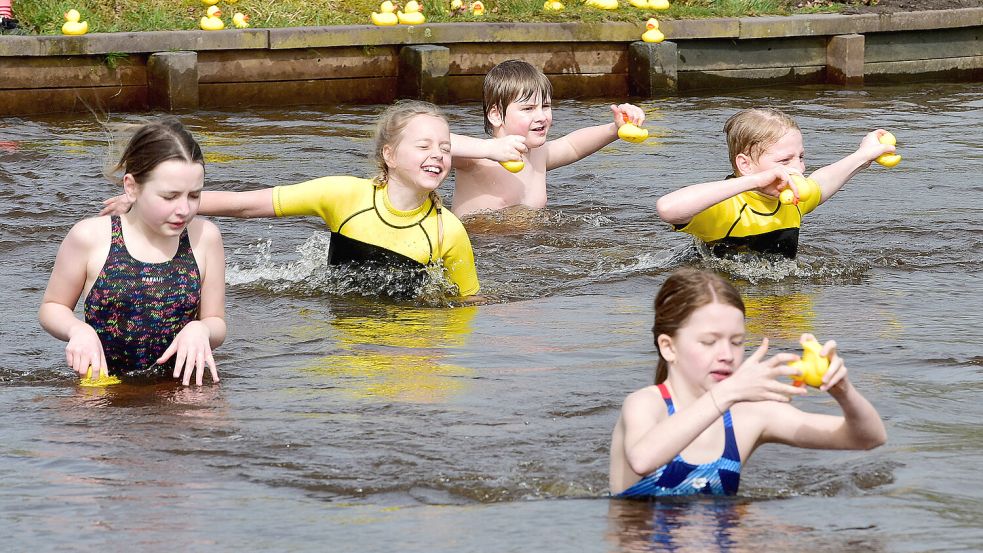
[1,8,980,116]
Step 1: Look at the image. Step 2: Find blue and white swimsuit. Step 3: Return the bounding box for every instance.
[617,383,742,498]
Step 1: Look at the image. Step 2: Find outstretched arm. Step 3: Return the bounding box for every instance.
[102,187,277,218]
[545,103,644,170]
[450,133,527,167]
[809,129,896,204]
[656,167,794,225]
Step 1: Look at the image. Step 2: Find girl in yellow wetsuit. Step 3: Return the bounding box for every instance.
[105,101,479,298]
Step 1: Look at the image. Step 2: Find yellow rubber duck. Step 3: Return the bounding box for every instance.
[397,0,426,24]
[200,5,225,31]
[202,0,220,5]
[232,12,250,28]
[585,0,619,9]
[789,338,829,388]
[779,174,818,205]
[617,113,649,143]
[451,0,464,9]
[79,366,121,388]
[642,18,664,43]
[651,0,671,9]
[543,0,565,10]
[628,0,648,8]
[471,1,485,15]
[500,160,525,173]
[61,9,89,36]
[875,131,902,167]
[372,1,398,26]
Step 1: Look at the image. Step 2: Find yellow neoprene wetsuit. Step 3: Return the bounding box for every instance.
[675,176,822,259]
[272,176,480,297]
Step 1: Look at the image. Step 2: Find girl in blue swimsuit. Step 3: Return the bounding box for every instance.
[609,268,887,498]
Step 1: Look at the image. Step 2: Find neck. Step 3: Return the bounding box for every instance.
[385,177,430,211]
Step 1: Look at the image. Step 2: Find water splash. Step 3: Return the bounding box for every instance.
[226,232,460,304]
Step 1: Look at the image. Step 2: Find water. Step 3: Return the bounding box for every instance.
[1,82,981,552]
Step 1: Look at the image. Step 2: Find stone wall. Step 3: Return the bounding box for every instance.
[0,8,980,116]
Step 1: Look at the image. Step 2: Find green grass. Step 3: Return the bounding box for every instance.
[12,0,857,34]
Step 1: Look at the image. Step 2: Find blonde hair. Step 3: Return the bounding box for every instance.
[482,59,552,135]
[723,108,800,175]
[373,99,449,258]
[652,269,745,384]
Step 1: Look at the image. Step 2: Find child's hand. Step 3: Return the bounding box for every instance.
[100,194,133,216]
[857,129,896,165]
[157,321,219,386]
[611,103,645,127]
[800,332,849,392]
[65,323,108,377]
[490,135,528,162]
[751,166,800,199]
[718,338,807,404]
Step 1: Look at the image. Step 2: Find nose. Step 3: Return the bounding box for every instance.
[716,342,735,363]
[175,196,191,217]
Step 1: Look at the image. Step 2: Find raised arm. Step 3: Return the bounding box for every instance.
[808,129,895,204]
[758,337,887,451]
[544,103,644,170]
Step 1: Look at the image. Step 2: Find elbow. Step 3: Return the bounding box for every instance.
[655,197,685,225]
[624,451,655,477]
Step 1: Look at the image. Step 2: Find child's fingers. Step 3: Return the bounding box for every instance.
[747,337,770,362]
[157,342,177,366]
[195,351,205,386]
[207,354,219,384]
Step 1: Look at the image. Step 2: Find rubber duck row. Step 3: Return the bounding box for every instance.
[585,0,670,10]
[200,4,251,30]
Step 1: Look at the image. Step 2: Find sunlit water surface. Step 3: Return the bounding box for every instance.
[1,82,981,552]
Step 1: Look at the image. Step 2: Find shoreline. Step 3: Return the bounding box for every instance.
[1,8,981,116]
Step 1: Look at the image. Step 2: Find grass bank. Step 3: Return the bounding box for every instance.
[12,0,869,34]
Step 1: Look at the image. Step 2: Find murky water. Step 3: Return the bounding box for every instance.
[1,82,981,552]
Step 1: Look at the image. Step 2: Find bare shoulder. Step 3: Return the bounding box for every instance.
[187,217,223,245]
[623,385,667,413]
[65,216,111,249]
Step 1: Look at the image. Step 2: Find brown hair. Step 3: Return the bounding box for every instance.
[373,99,450,258]
[107,117,203,185]
[723,108,799,175]
[482,59,552,135]
[652,268,745,384]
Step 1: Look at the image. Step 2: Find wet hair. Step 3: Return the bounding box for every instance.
[723,108,800,176]
[373,99,450,256]
[482,59,553,135]
[652,268,745,384]
[106,117,204,185]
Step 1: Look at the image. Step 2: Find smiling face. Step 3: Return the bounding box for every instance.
[124,159,204,237]
[736,127,806,177]
[489,91,553,147]
[382,114,451,194]
[658,302,746,390]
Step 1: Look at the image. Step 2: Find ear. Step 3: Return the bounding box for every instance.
[382,143,396,168]
[656,334,676,365]
[734,152,754,177]
[487,105,504,130]
[122,174,139,200]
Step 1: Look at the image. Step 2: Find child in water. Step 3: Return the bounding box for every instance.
[40,118,227,386]
[103,100,479,299]
[449,59,646,218]
[655,108,896,258]
[609,268,885,497]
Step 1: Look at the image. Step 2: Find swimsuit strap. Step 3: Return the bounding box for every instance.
[657,383,740,462]
[109,215,126,251]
